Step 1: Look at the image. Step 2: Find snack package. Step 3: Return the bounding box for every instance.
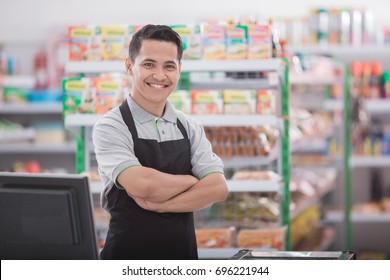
[257,90,277,115]
[68,25,101,61]
[94,77,122,114]
[191,90,223,114]
[101,25,128,60]
[168,90,191,113]
[201,24,226,60]
[171,25,202,60]
[225,24,248,59]
[237,227,286,250]
[62,77,93,115]
[195,228,235,248]
[247,24,272,59]
[223,90,256,114]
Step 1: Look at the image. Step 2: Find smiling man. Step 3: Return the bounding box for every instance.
[92,25,228,260]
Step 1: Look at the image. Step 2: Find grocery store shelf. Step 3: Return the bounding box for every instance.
[1,75,35,88]
[190,79,275,90]
[65,114,279,127]
[65,61,125,74]
[182,59,283,72]
[323,99,343,111]
[191,114,279,127]
[288,45,390,58]
[65,59,284,74]
[222,152,277,169]
[228,179,282,193]
[365,100,390,114]
[323,99,390,115]
[350,155,390,168]
[290,73,341,85]
[325,211,390,223]
[64,114,103,127]
[0,103,62,114]
[0,142,76,154]
[198,248,240,259]
[291,138,328,154]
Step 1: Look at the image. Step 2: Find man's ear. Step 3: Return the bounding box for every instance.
[125,57,133,76]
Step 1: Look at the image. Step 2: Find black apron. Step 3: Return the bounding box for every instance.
[100,101,198,260]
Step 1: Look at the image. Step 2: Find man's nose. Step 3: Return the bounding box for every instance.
[152,68,167,81]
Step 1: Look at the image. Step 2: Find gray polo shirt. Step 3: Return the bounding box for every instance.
[92,95,224,210]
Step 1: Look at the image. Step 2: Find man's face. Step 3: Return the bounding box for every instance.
[126,39,181,109]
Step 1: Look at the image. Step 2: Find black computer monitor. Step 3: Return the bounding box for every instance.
[0,172,99,260]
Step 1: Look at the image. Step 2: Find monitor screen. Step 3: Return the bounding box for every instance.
[0,172,99,259]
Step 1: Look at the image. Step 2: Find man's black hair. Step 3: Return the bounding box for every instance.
[128,24,183,62]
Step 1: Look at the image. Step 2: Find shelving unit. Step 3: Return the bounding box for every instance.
[288,60,345,251]
[293,45,390,256]
[63,58,291,257]
[0,75,74,172]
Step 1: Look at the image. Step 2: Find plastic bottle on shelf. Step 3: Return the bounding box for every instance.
[361,62,371,99]
[381,71,390,99]
[33,50,49,90]
[370,61,382,99]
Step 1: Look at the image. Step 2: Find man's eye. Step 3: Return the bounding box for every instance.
[144,63,154,67]
[165,64,176,69]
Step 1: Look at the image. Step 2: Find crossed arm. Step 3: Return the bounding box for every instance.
[117,166,228,213]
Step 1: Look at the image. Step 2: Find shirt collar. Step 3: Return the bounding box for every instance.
[126,95,177,124]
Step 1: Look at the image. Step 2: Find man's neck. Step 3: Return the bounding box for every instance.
[130,94,165,117]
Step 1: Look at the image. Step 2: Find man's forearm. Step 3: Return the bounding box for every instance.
[133,173,228,212]
[117,166,199,202]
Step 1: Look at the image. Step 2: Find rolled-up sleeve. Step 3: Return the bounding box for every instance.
[177,113,224,179]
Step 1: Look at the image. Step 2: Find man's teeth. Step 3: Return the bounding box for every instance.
[149,83,165,88]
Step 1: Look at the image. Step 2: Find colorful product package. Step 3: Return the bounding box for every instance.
[168,90,191,113]
[247,24,272,59]
[68,25,101,61]
[171,24,202,60]
[94,77,122,114]
[201,24,226,60]
[101,25,128,60]
[191,90,223,114]
[237,227,286,250]
[257,90,277,115]
[223,89,256,114]
[62,77,93,115]
[195,228,235,248]
[225,24,248,59]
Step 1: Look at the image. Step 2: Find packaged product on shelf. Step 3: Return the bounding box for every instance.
[170,25,202,60]
[232,170,281,181]
[101,24,132,60]
[62,77,93,115]
[195,228,235,248]
[381,71,390,99]
[257,90,276,115]
[3,87,29,103]
[191,90,223,114]
[247,24,272,59]
[167,90,191,113]
[225,24,247,59]
[33,121,66,144]
[223,89,256,114]
[201,24,226,60]
[68,25,101,61]
[94,77,122,114]
[237,227,286,250]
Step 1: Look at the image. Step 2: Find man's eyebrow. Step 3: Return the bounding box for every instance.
[141,58,177,64]
[141,58,157,63]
